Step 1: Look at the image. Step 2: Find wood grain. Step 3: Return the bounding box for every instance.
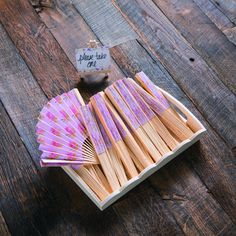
[153,0,236,96]
[0,23,47,163]
[113,0,236,149]
[0,0,80,99]
[114,184,184,236]
[211,0,236,24]
[192,0,236,46]
[71,0,138,47]
[193,0,234,31]
[0,23,128,236]
[38,0,236,231]
[223,26,236,46]
[0,212,10,236]
[149,157,236,235]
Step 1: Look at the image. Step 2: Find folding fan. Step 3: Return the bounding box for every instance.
[36,89,98,167]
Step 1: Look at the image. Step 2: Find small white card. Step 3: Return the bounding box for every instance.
[75,46,111,74]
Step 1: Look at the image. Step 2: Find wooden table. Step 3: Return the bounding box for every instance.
[0,0,236,235]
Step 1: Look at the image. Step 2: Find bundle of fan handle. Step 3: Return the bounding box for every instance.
[36,72,194,200]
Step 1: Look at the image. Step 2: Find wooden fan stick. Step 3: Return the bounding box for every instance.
[105,85,162,162]
[108,107,146,172]
[69,89,113,196]
[40,150,97,165]
[40,158,89,166]
[36,122,97,167]
[39,148,97,165]
[114,80,170,156]
[85,165,112,193]
[128,79,194,141]
[126,148,143,172]
[74,166,110,200]
[37,135,97,159]
[94,105,128,185]
[135,72,194,135]
[91,94,138,178]
[79,105,120,191]
[102,93,153,169]
[123,79,179,150]
[92,165,112,193]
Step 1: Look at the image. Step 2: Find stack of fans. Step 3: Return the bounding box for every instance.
[36,72,194,200]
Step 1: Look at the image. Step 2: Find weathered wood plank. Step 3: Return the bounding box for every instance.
[193,0,236,46]
[0,23,129,236]
[114,183,184,236]
[193,0,234,31]
[71,0,138,47]
[0,24,47,164]
[113,0,236,149]
[39,0,236,231]
[223,26,236,46]
[211,0,236,24]
[0,0,80,99]
[0,212,10,236]
[149,156,236,235]
[152,0,236,97]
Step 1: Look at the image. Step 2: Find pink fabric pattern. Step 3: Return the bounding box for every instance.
[91,93,122,143]
[136,71,170,110]
[36,89,91,167]
[123,79,155,120]
[105,85,140,130]
[115,80,149,126]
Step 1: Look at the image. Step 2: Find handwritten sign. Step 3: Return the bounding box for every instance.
[75,46,111,74]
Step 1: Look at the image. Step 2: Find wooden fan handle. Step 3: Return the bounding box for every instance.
[97,92,154,168]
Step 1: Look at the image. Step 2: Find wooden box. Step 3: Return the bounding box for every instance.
[62,86,206,210]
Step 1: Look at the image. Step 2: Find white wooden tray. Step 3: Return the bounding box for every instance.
[62,86,206,210]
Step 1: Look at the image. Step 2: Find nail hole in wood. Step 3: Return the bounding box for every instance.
[189,58,195,62]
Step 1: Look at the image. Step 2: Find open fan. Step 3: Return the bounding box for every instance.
[36,89,98,167]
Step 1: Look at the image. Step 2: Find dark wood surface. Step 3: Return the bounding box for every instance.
[0,0,235,235]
